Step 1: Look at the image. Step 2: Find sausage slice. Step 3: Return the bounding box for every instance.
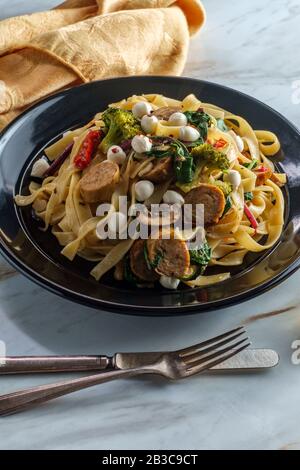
[80,160,120,203]
[143,157,173,183]
[129,240,158,282]
[184,183,225,226]
[146,237,190,278]
[152,106,182,120]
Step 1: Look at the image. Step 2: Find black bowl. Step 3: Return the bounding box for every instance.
[0,76,300,315]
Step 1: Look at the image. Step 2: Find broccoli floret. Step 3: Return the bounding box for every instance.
[212,179,232,196]
[176,143,231,193]
[191,143,230,171]
[100,108,142,153]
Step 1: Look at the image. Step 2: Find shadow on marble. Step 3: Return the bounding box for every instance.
[2,262,300,358]
[1,274,227,355]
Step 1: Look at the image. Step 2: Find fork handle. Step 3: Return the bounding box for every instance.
[0,368,152,416]
[0,355,111,374]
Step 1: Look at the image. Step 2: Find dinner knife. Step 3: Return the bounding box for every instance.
[0,349,279,374]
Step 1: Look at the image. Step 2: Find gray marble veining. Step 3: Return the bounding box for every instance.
[0,0,300,450]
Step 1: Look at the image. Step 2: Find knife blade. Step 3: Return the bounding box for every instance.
[210,348,279,370]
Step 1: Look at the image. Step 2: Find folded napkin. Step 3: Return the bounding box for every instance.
[0,0,205,129]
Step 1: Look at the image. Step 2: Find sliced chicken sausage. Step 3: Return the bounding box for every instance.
[143,156,173,183]
[152,106,182,120]
[184,183,225,226]
[130,240,158,282]
[146,237,190,278]
[80,160,120,203]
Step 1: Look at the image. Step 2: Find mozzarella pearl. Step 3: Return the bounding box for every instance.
[30,158,50,178]
[162,190,185,206]
[224,170,242,189]
[159,275,180,290]
[168,112,188,126]
[107,212,128,235]
[107,145,126,165]
[235,135,244,152]
[141,115,158,134]
[131,135,152,153]
[179,126,200,142]
[134,180,154,201]
[230,130,244,152]
[132,101,152,119]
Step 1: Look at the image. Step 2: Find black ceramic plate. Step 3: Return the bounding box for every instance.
[0,76,300,315]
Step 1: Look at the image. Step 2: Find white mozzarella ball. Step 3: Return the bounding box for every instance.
[141,115,158,134]
[235,135,244,152]
[134,180,154,202]
[168,112,188,126]
[31,158,50,178]
[229,130,244,152]
[107,145,126,165]
[179,126,200,142]
[131,135,152,153]
[132,101,152,119]
[159,275,180,290]
[162,190,185,206]
[224,169,242,189]
[108,212,128,235]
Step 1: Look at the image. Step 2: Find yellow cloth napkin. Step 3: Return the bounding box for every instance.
[0,0,205,129]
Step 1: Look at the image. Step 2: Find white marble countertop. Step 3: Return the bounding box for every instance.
[1,0,300,450]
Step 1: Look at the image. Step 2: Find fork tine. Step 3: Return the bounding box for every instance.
[178,326,245,357]
[183,337,250,370]
[184,342,251,377]
[182,329,246,364]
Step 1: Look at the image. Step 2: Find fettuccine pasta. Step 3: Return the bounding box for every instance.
[15,93,286,290]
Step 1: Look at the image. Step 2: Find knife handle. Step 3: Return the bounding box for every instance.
[0,355,111,374]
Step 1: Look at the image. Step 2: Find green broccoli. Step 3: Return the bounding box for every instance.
[212,179,232,196]
[190,143,230,172]
[100,108,142,153]
[176,143,230,192]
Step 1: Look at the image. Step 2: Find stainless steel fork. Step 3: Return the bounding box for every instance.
[0,326,250,416]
